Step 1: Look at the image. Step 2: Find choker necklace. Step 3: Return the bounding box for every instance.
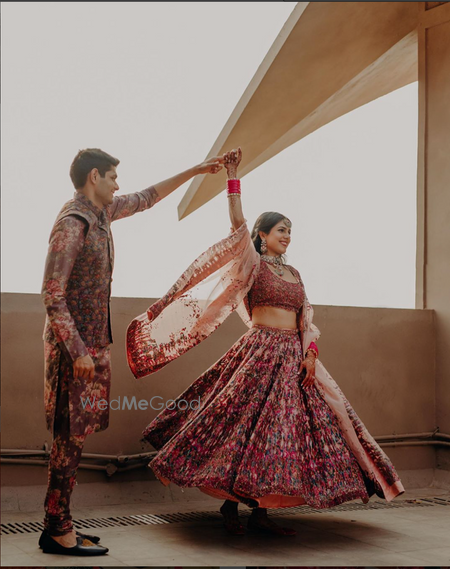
[261,254,285,276]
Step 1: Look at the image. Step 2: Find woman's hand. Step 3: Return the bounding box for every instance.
[223,147,242,178]
[196,155,225,175]
[300,356,316,388]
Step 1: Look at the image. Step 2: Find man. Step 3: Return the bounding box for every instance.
[39,148,224,555]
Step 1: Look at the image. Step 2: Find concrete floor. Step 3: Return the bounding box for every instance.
[2,488,450,567]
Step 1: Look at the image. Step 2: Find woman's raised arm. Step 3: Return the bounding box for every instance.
[224,147,245,231]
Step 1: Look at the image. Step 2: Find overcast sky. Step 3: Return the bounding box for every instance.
[2,3,418,309]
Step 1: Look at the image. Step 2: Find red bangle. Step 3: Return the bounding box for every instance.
[227,179,241,194]
[306,342,319,358]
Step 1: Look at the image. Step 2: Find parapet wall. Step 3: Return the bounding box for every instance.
[1,292,437,487]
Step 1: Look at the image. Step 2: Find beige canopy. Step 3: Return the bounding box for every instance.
[178,1,419,219]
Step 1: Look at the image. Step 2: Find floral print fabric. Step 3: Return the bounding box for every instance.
[42,215,91,362]
[44,352,87,535]
[144,325,370,509]
[42,187,159,435]
[43,188,159,358]
[42,186,160,535]
[45,344,112,436]
[133,220,403,504]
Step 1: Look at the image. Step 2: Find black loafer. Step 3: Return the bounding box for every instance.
[40,531,108,556]
[39,529,101,548]
[75,530,101,544]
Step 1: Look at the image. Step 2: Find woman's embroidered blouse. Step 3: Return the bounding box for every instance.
[246,260,305,315]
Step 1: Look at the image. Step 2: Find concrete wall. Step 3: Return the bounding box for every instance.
[417,2,450,469]
[1,292,436,486]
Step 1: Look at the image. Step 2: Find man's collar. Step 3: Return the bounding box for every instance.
[74,192,105,219]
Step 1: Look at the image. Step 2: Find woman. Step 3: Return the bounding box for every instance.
[127,148,404,536]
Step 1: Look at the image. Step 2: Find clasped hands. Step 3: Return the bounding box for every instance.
[196,147,242,176]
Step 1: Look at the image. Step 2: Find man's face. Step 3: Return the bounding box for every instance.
[93,166,119,206]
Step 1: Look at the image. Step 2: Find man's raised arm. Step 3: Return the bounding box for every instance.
[108,155,224,222]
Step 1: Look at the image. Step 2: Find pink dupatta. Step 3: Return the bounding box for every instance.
[126,221,260,378]
[126,221,404,502]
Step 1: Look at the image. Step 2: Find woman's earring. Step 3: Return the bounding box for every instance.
[261,238,267,254]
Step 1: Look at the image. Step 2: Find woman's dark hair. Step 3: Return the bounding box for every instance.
[70,148,120,189]
[250,212,292,259]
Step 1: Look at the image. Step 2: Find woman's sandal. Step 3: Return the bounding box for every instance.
[219,504,246,536]
[247,515,297,536]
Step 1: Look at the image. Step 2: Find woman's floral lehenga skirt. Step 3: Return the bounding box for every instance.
[143,325,400,509]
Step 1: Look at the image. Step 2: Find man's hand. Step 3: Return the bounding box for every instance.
[73,354,95,381]
[152,156,225,200]
[196,155,225,175]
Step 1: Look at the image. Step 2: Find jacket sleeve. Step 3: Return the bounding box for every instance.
[42,215,89,362]
[108,186,160,222]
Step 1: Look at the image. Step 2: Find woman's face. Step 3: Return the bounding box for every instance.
[260,219,292,256]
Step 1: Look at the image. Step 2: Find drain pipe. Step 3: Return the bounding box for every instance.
[375,430,450,441]
[0,449,157,462]
[0,449,157,476]
[376,431,437,441]
[380,441,450,448]
[0,458,151,476]
[1,453,156,476]
[0,458,113,471]
[2,431,450,475]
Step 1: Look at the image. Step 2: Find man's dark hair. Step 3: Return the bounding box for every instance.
[70,148,120,189]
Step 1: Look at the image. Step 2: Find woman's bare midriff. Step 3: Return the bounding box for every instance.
[251,305,298,330]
